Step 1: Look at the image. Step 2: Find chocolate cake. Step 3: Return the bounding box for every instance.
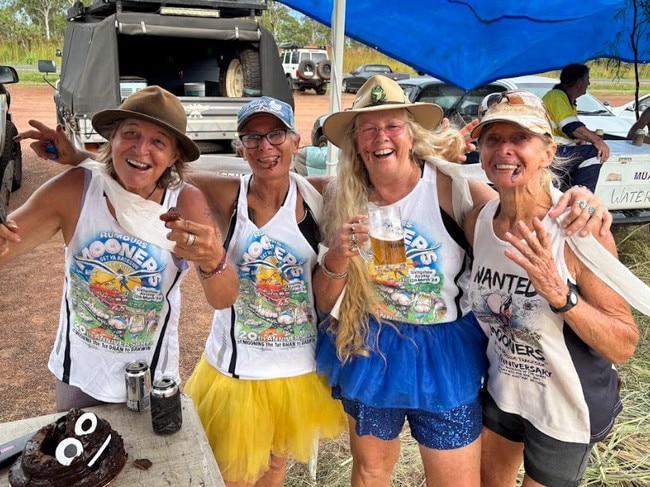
[8,408,127,487]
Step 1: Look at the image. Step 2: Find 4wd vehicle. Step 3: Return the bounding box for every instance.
[0,65,21,191]
[280,45,331,95]
[41,0,292,159]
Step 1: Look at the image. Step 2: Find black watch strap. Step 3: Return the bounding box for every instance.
[549,283,579,314]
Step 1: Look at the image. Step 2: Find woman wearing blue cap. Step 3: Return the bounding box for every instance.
[183,96,346,486]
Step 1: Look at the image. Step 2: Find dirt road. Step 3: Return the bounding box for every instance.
[0,85,633,422]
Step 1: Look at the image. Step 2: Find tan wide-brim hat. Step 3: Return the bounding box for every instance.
[92,86,200,162]
[323,75,443,148]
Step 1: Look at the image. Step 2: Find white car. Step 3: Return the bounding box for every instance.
[396,75,633,139]
[609,93,650,124]
[498,75,633,139]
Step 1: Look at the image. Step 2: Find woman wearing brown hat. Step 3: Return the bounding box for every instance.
[466,91,640,487]
[3,86,237,411]
[312,75,608,486]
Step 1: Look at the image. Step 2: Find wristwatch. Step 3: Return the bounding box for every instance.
[549,287,579,314]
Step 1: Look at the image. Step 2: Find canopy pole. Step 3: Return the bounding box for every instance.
[326,0,345,176]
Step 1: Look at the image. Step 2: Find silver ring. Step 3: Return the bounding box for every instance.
[578,200,588,210]
[349,244,358,252]
[588,205,596,215]
[350,223,356,234]
[186,233,196,246]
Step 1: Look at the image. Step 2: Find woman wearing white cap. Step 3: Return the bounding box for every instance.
[313,76,608,486]
[466,91,640,487]
[3,86,238,411]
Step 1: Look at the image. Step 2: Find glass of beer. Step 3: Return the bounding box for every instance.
[367,206,406,268]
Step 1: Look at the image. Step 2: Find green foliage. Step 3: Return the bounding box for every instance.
[0,38,60,65]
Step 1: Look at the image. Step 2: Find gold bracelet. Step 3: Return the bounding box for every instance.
[320,251,348,279]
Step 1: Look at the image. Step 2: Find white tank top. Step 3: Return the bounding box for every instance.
[204,175,319,379]
[369,163,469,324]
[469,197,620,443]
[49,169,188,402]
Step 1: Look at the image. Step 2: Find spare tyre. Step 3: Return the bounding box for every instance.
[220,48,261,97]
[317,60,332,80]
[297,60,316,80]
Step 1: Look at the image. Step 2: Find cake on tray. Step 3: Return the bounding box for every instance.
[8,408,127,487]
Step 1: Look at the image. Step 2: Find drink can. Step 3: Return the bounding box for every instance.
[151,377,182,435]
[633,128,645,146]
[125,360,151,412]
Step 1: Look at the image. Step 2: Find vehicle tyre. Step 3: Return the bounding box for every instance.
[297,60,316,80]
[239,48,261,96]
[342,80,348,93]
[317,60,332,80]
[219,56,243,97]
[220,49,261,97]
[315,85,327,95]
[0,120,22,191]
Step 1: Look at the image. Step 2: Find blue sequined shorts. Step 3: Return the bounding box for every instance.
[340,391,483,450]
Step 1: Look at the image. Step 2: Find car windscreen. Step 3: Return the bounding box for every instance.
[576,94,614,116]
[516,81,614,116]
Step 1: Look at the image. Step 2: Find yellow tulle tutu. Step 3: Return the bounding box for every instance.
[185,354,346,484]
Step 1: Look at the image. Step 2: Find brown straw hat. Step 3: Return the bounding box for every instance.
[323,75,443,148]
[92,86,200,161]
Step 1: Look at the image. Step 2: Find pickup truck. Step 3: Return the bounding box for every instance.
[342,64,410,93]
[40,0,292,160]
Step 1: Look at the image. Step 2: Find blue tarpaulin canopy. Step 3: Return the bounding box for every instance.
[279,0,649,90]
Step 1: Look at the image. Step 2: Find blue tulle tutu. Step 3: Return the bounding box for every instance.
[316,312,487,412]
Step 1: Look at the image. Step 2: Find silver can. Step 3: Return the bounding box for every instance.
[125,360,151,412]
[633,128,645,146]
[151,377,182,435]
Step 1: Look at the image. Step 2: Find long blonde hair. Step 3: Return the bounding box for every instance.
[323,111,466,362]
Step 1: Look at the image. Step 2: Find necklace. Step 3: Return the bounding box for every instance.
[144,185,158,201]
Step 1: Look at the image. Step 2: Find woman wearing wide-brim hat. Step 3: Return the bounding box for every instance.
[312,75,608,486]
[5,85,237,411]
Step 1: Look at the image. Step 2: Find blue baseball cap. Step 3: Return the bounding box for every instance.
[237,96,295,132]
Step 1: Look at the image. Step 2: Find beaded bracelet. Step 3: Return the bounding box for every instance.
[320,251,348,280]
[197,246,228,279]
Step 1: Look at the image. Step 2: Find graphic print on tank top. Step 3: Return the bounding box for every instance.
[68,232,167,352]
[469,266,550,386]
[235,230,316,348]
[370,218,450,324]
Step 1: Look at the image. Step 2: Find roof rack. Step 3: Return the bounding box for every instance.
[68,0,268,20]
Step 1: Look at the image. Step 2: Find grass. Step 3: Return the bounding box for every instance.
[283,224,650,486]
